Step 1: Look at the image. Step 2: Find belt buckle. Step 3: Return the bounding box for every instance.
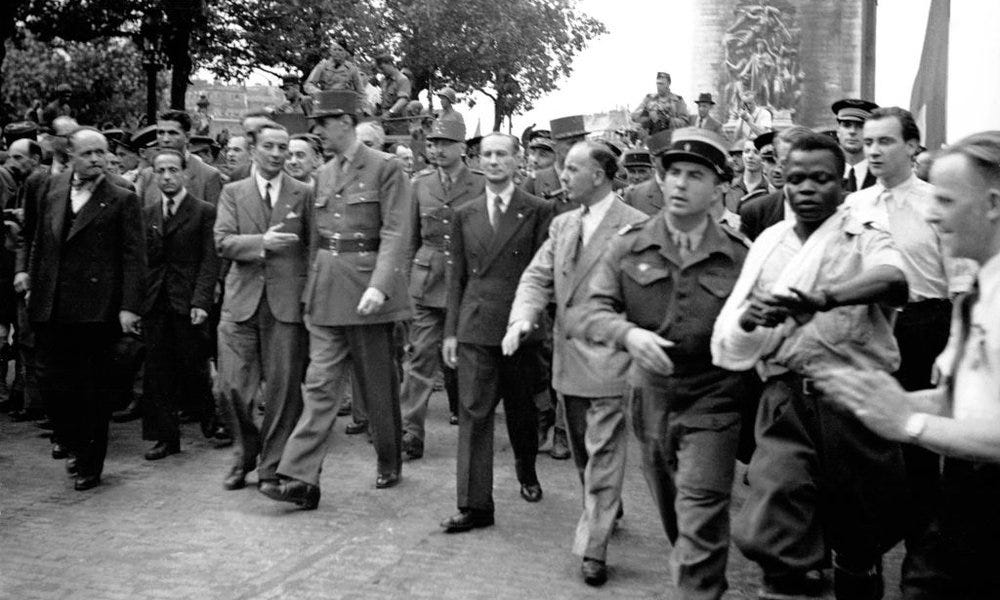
[801,378,818,396]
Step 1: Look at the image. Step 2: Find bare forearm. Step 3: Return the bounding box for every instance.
[827,265,908,308]
[918,416,1000,464]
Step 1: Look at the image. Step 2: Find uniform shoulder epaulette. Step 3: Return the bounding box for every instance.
[413,167,436,178]
[468,167,485,176]
[719,222,752,248]
[618,218,649,236]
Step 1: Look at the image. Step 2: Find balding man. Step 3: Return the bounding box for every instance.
[17,128,146,491]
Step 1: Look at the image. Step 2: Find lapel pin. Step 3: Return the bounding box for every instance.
[638,263,649,272]
[517,212,524,219]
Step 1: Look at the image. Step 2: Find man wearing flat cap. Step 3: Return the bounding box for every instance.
[569,127,749,599]
[693,93,724,135]
[522,133,561,201]
[623,130,672,217]
[399,119,484,459]
[631,72,690,135]
[263,90,412,509]
[832,98,879,192]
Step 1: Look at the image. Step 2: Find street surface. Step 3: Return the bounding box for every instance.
[0,393,903,599]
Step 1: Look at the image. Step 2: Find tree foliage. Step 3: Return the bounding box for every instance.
[2,32,155,126]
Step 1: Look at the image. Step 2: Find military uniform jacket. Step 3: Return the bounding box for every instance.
[633,92,691,134]
[303,142,411,326]
[406,165,485,308]
[445,188,553,346]
[214,173,312,324]
[569,215,749,412]
[622,177,664,217]
[521,165,561,199]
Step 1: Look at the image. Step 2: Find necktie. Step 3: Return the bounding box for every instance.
[441,172,452,195]
[262,182,272,219]
[490,195,503,230]
[165,197,175,220]
[572,206,588,263]
[845,167,858,193]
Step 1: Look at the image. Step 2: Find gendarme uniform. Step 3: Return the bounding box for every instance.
[400,119,485,448]
[569,128,749,600]
[634,92,691,135]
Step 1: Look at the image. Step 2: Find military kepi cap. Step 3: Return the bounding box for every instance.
[831,98,879,123]
[549,115,587,141]
[427,119,466,143]
[309,90,360,119]
[131,125,158,150]
[528,137,555,152]
[753,130,776,152]
[622,150,652,168]
[660,127,731,178]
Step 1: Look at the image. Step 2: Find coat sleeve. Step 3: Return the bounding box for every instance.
[368,156,411,297]
[507,217,558,326]
[444,210,467,339]
[214,185,265,263]
[120,190,148,315]
[191,204,221,311]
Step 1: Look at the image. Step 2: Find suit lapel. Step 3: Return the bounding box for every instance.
[67,177,110,240]
[466,197,493,256]
[269,174,301,226]
[568,201,623,297]
[647,181,664,211]
[482,190,531,272]
[243,177,269,232]
[164,193,192,236]
[47,172,71,241]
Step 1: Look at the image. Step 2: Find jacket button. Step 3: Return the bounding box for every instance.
[333,213,341,218]
[90,277,98,283]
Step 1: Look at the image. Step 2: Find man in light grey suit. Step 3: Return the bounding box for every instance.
[213,122,312,491]
[503,140,646,587]
[137,110,224,206]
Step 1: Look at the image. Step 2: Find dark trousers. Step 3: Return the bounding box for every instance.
[400,304,458,441]
[34,322,120,478]
[902,460,1000,600]
[893,299,952,594]
[141,309,214,443]
[216,295,308,480]
[455,342,540,513]
[279,321,402,483]
[735,375,910,597]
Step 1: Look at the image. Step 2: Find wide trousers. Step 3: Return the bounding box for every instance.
[735,375,909,596]
[455,342,540,513]
[141,310,214,443]
[34,322,120,478]
[562,392,627,562]
[217,295,307,480]
[632,385,741,600]
[278,321,402,484]
[400,303,458,441]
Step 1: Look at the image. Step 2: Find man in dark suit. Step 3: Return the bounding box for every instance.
[399,119,484,459]
[136,110,224,206]
[18,128,146,490]
[214,122,312,491]
[738,126,813,240]
[262,91,412,510]
[832,98,879,193]
[439,132,553,533]
[693,93,725,136]
[139,149,220,460]
[622,130,672,217]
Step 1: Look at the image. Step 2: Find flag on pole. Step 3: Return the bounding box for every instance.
[910,0,950,150]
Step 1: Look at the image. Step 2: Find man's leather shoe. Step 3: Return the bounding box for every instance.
[549,427,571,460]
[581,558,608,587]
[265,479,320,509]
[35,418,54,430]
[51,443,69,459]
[375,472,400,489]
[222,465,248,490]
[402,433,423,459]
[337,401,352,417]
[74,475,101,491]
[345,420,368,435]
[211,425,233,448]
[111,406,140,423]
[65,457,78,476]
[441,510,494,533]
[144,441,180,461]
[519,483,543,503]
[257,479,282,499]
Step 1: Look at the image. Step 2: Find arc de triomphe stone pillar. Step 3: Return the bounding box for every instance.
[690,0,867,133]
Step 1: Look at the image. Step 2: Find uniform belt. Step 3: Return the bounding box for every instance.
[421,238,448,251]
[318,235,380,254]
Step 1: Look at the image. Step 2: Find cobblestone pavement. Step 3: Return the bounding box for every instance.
[0,394,903,600]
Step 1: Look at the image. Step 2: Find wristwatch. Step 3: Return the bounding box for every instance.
[904,413,929,442]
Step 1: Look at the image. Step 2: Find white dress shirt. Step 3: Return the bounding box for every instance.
[70,174,100,213]
[844,174,975,299]
[254,170,282,207]
[844,159,870,188]
[486,181,515,225]
[161,189,187,218]
[580,192,615,247]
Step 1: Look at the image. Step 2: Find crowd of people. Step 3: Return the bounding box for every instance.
[1,47,999,600]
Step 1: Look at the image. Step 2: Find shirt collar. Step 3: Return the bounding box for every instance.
[340,139,362,166]
[879,172,919,194]
[254,168,282,188]
[978,252,1000,291]
[162,188,187,206]
[488,182,515,207]
[582,191,615,220]
[632,212,736,261]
